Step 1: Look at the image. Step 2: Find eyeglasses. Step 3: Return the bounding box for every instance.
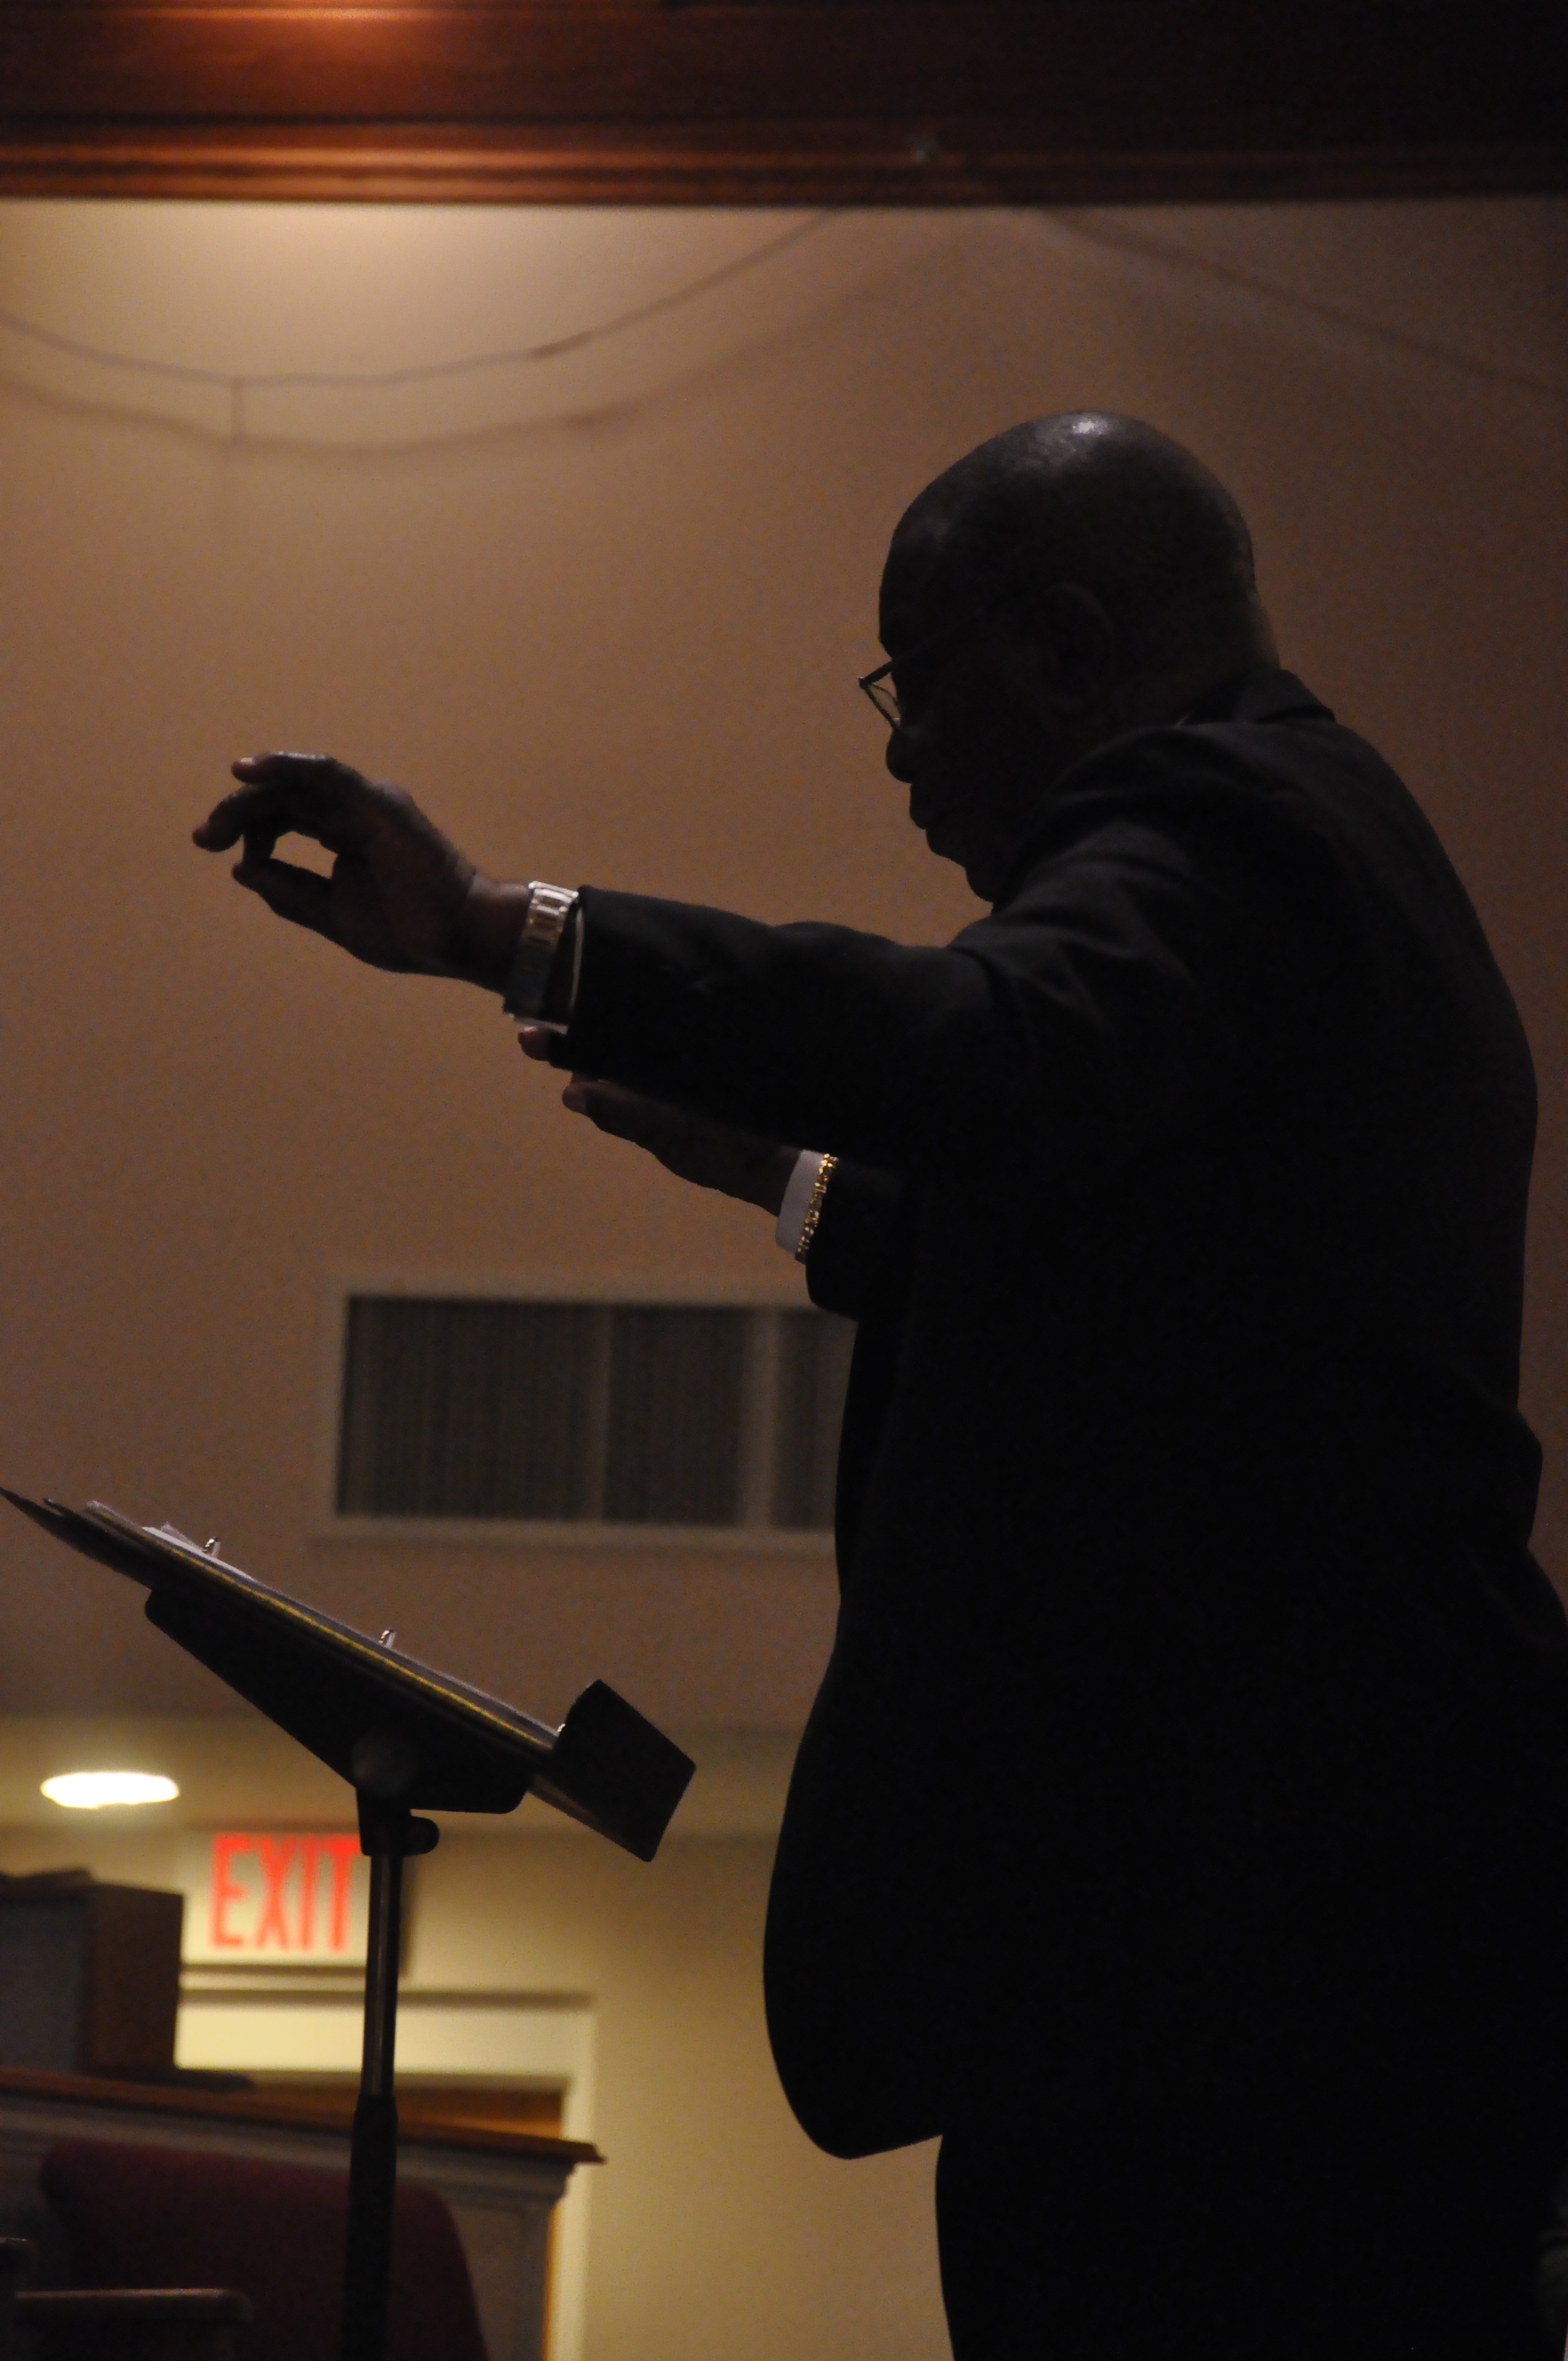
[857,593,1014,730]
[857,659,908,731]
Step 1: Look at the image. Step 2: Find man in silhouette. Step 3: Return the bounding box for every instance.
[196,414,1568,2357]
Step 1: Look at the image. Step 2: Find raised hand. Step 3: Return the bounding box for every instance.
[194,753,526,989]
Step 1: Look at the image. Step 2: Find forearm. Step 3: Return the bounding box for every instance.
[536,788,1266,1181]
[456,878,536,994]
[550,887,1001,1170]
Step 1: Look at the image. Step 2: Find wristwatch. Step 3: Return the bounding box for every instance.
[502,882,579,1023]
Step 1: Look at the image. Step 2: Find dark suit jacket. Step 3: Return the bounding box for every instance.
[558,671,1568,2157]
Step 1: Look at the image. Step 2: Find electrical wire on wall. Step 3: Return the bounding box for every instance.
[0,212,833,449]
[1046,210,1567,408]
[0,205,1562,456]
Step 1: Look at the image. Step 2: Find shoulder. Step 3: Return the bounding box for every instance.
[1069,672,1397,831]
[998,671,1436,921]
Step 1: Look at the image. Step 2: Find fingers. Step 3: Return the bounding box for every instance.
[194,787,273,852]
[532,1064,797,1211]
[562,1080,664,1143]
[194,753,369,854]
[231,855,336,935]
[232,751,351,791]
[514,1046,642,1127]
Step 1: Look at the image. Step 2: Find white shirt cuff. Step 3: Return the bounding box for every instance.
[776,1150,829,1256]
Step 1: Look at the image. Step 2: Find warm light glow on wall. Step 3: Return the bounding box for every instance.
[41,1771,181,1810]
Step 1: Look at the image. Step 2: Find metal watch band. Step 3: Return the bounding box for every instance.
[501,882,579,1021]
[794,1154,839,1263]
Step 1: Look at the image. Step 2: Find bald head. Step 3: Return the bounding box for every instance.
[878,416,1278,901]
[891,413,1275,700]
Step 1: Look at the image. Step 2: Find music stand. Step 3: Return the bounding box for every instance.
[3,1489,694,2361]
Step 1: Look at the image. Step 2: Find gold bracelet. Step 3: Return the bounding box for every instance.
[794,1154,839,1264]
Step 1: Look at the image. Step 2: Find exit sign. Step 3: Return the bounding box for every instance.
[188,1833,369,1964]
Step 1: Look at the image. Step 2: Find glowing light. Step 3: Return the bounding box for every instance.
[41,1771,180,1810]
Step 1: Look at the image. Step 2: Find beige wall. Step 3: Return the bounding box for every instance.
[410,1833,947,2361]
[0,194,1565,2361]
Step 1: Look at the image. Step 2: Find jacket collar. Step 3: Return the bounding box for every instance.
[992,669,1334,906]
[1180,667,1333,728]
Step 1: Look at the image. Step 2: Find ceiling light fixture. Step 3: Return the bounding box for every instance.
[41,1771,181,1810]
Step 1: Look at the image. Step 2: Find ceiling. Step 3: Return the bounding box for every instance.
[1,0,1564,206]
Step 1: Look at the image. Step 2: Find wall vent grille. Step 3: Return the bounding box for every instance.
[336,1297,853,1531]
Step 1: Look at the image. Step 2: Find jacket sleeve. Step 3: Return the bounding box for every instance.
[802,1160,905,1324]
[554,736,1313,1185]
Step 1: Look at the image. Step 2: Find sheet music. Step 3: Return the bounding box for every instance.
[75,1499,564,1758]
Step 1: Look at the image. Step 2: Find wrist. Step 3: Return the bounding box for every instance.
[456,877,533,992]
[757,1143,803,1218]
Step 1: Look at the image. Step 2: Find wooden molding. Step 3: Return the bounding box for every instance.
[0,1,1563,205]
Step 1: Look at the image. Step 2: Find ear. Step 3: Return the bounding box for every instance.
[1030,584,1118,713]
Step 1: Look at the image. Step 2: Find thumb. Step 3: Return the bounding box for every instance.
[233,856,334,936]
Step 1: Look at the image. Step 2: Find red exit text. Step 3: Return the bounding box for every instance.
[209,1832,363,1955]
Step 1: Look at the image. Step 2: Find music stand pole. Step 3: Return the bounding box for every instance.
[341,1775,438,2361]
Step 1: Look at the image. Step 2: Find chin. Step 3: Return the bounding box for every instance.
[922,820,1000,902]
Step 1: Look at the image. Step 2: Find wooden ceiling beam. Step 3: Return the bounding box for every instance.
[0,1,1562,205]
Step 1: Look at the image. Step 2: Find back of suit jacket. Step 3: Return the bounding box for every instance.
[557,671,1568,2157]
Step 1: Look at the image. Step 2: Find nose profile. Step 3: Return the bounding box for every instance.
[885,726,914,784]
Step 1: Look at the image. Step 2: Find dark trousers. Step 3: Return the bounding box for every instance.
[936,2093,1564,2361]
